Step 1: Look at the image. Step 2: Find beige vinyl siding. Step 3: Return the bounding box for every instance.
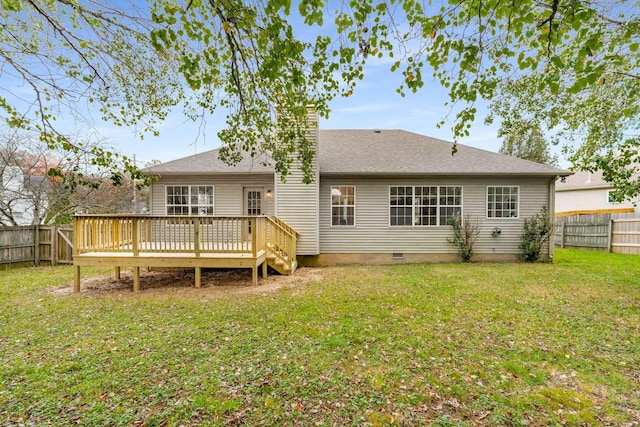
[276,168,319,255]
[274,107,320,255]
[319,175,552,255]
[150,174,274,216]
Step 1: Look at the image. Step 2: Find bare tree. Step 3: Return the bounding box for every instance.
[0,130,52,225]
[0,128,146,225]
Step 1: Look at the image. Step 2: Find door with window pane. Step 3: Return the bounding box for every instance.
[244,188,263,238]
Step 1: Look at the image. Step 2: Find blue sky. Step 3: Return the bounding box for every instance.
[1,1,568,169]
[104,65,509,167]
[96,1,515,167]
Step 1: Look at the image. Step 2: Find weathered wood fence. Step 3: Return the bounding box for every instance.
[0,225,73,268]
[554,212,640,255]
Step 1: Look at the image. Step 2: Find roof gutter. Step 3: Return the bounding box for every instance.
[548,176,558,261]
[142,171,275,177]
[319,171,572,177]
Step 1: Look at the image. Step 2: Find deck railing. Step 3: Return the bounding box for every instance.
[73,215,296,267]
[74,215,271,256]
[266,217,297,272]
[270,216,300,238]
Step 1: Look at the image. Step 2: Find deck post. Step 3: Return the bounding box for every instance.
[195,266,201,288]
[133,266,140,292]
[252,217,257,257]
[290,234,296,272]
[262,260,267,279]
[73,216,80,293]
[252,266,258,286]
[115,266,121,281]
[74,265,81,293]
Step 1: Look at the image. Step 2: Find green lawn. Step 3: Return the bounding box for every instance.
[1,249,639,426]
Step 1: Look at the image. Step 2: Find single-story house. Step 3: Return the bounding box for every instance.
[555,170,639,216]
[144,115,571,265]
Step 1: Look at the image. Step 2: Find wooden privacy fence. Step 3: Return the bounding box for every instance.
[554,212,640,255]
[0,225,73,267]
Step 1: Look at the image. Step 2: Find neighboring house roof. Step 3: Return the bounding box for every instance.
[146,129,570,177]
[557,170,616,191]
[24,174,49,186]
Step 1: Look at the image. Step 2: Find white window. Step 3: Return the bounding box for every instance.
[390,186,414,226]
[415,186,438,226]
[439,186,463,225]
[390,185,462,226]
[166,185,214,215]
[331,186,355,226]
[487,186,519,218]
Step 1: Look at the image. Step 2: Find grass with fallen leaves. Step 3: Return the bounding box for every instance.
[0,249,639,426]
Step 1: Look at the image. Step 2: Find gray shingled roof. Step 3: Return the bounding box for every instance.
[146,129,570,177]
[145,149,274,175]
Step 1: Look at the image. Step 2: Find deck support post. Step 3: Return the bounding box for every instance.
[262,261,267,279]
[133,267,140,292]
[115,266,121,281]
[252,267,258,286]
[74,266,81,293]
[195,266,201,288]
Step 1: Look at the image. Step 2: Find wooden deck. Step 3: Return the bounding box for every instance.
[73,215,298,292]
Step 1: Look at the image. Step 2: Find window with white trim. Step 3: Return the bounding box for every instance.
[487,186,519,218]
[390,185,462,226]
[390,186,414,226]
[439,186,463,225]
[331,185,355,226]
[415,186,438,226]
[166,185,214,215]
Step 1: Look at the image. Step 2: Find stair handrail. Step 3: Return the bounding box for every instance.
[266,216,297,272]
[271,216,301,237]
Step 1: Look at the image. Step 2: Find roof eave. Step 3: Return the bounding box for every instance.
[143,171,274,176]
[319,171,571,177]
[556,184,613,192]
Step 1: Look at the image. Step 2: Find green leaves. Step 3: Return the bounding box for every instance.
[519,207,554,262]
[498,123,558,166]
[2,0,185,186]
[2,0,638,192]
[298,0,324,25]
[1,0,23,12]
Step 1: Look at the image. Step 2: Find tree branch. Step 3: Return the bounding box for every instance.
[25,0,106,86]
[537,0,559,55]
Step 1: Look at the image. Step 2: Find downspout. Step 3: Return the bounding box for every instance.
[273,173,278,217]
[549,176,557,261]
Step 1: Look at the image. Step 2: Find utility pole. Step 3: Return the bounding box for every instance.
[132,154,137,213]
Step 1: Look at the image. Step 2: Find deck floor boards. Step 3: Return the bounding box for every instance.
[73,215,296,292]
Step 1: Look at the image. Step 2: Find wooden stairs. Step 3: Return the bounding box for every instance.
[267,254,297,275]
[266,244,298,275]
[265,216,299,276]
